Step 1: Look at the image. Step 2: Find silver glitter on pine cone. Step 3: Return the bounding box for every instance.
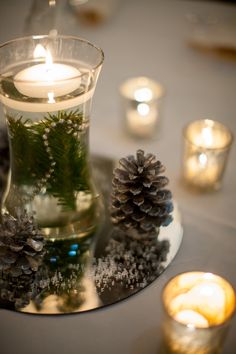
[111,150,173,238]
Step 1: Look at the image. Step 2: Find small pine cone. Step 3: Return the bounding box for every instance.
[111,150,173,239]
[0,210,45,277]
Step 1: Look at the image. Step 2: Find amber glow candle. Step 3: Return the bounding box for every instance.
[162,272,236,354]
[183,119,233,191]
[120,77,164,138]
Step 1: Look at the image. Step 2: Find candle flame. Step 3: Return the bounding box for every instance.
[202,127,213,147]
[33,45,53,70]
[33,44,47,59]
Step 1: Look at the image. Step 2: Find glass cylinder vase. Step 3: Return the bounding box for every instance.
[0,35,104,241]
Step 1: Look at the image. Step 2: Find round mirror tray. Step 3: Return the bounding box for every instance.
[0,154,183,315]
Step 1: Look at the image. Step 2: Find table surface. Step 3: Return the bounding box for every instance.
[0,1,236,353]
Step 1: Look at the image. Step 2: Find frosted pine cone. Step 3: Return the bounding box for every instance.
[0,210,45,277]
[0,210,45,309]
[111,150,173,239]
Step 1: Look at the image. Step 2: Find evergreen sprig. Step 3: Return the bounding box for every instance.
[7,109,90,210]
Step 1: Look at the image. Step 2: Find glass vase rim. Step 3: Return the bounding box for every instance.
[183,119,234,151]
[161,271,236,330]
[0,34,104,84]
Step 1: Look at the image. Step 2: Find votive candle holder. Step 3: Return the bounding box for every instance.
[120,76,164,139]
[161,272,236,354]
[182,119,233,191]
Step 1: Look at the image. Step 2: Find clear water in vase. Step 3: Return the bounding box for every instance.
[1,68,102,241]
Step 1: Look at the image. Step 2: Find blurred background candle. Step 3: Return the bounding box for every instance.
[162,272,236,354]
[120,76,164,139]
[183,119,233,191]
[69,0,119,26]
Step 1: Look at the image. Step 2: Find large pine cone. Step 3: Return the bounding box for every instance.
[111,150,173,239]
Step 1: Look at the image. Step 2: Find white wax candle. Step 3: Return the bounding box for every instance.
[14,63,81,99]
[0,46,95,112]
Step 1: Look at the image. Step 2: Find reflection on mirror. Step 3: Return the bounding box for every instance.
[0,133,183,315]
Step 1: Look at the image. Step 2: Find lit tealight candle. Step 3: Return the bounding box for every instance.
[120,77,164,138]
[14,45,81,99]
[183,119,233,191]
[162,272,236,354]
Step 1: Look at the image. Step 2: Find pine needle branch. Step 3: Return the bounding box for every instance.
[7,109,90,211]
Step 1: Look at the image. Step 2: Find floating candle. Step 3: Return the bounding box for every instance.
[14,46,81,99]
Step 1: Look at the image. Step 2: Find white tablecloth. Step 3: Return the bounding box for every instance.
[0,1,235,353]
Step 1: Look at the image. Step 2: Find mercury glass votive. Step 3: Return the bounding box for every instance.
[120,76,164,139]
[161,272,236,354]
[183,119,233,191]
